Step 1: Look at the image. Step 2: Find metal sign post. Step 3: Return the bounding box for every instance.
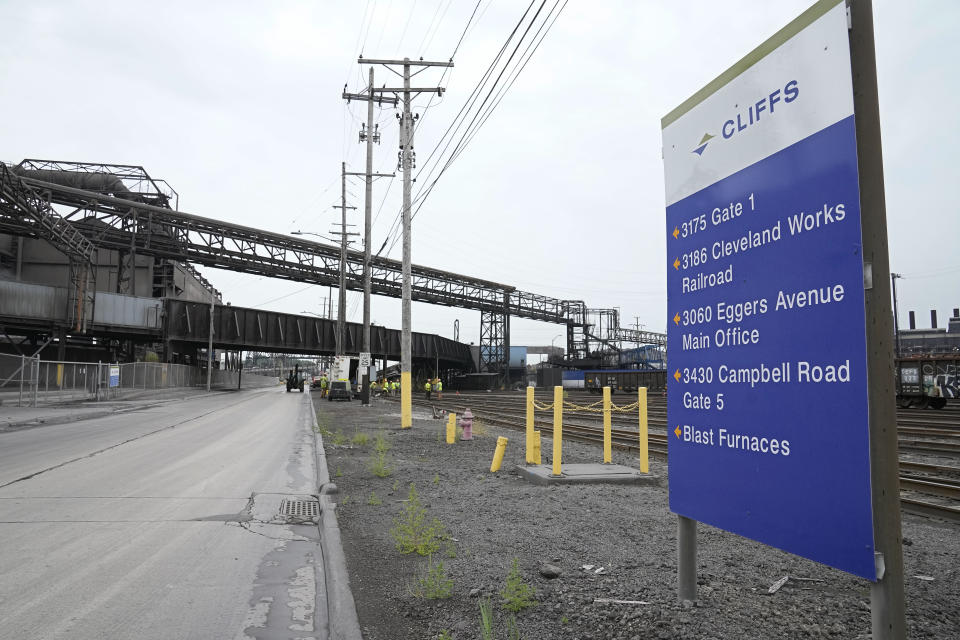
[661,0,903,634]
[359,351,371,405]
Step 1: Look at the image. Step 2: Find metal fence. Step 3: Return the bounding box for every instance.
[0,353,277,407]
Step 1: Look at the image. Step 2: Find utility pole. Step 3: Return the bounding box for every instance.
[891,273,902,359]
[342,70,396,405]
[333,162,358,356]
[360,56,452,428]
[206,288,214,391]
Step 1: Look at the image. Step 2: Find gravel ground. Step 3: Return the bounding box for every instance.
[316,393,960,640]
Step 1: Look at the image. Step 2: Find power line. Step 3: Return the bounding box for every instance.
[451,0,484,59]
[395,0,418,54]
[381,0,566,258]
[407,0,567,224]
[253,283,315,307]
[405,0,556,223]
[376,1,536,256]
[417,0,451,56]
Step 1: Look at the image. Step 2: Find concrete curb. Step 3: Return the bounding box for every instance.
[308,391,363,640]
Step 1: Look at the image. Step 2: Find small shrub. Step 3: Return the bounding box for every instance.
[432,473,440,485]
[352,432,370,447]
[391,484,447,556]
[334,466,343,478]
[367,492,382,506]
[437,631,453,640]
[374,432,391,454]
[412,556,453,600]
[443,538,457,559]
[501,558,537,613]
[331,430,348,446]
[340,494,350,506]
[391,479,399,492]
[369,450,393,478]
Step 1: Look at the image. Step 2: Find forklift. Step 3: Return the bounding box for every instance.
[285,364,305,392]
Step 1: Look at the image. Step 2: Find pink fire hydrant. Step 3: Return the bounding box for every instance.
[460,408,474,440]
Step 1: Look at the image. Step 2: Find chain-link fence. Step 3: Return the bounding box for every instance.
[0,353,278,407]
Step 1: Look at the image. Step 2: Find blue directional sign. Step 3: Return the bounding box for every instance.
[662,0,876,580]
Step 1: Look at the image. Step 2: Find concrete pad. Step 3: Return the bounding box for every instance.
[515,463,660,486]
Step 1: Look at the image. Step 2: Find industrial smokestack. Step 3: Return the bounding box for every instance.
[908,311,915,330]
[931,310,938,329]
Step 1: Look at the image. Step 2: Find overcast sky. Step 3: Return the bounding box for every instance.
[2,1,957,349]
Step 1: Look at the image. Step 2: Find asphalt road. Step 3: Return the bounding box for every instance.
[0,386,324,640]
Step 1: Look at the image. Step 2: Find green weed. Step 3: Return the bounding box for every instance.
[479,599,495,640]
[501,558,537,613]
[374,432,391,454]
[412,556,453,600]
[391,484,448,556]
[369,450,393,478]
[367,492,382,506]
[432,473,440,485]
[351,432,370,447]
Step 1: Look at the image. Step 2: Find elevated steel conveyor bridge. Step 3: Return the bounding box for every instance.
[0,160,666,373]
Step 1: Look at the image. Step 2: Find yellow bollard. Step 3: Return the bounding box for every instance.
[525,386,535,464]
[533,430,542,465]
[401,371,412,429]
[446,413,456,444]
[603,386,612,464]
[638,387,649,473]
[552,385,563,476]
[490,436,508,472]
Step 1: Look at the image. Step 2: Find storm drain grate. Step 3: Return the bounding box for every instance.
[279,499,320,519]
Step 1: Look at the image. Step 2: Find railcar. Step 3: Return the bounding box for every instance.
[895,355,958,409]
[582,369,667,394]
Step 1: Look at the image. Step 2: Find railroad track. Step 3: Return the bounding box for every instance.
[378,391,960,523]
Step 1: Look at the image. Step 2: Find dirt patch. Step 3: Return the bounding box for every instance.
[316,394,960,639]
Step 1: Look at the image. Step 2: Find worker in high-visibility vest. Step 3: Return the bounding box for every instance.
[435,378,443,399]
[392,379,399,395]
[424,379,432,400]
[319,374,328,398]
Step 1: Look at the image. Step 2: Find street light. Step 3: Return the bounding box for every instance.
[291,230,339,244]
[550,333,563,363]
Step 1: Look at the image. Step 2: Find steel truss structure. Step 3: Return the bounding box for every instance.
[0,160,666,372]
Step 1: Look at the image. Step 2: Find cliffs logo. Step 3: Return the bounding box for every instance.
[691,80,800,156]
[692,133,714,156]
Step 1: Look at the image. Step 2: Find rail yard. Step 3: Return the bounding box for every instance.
[379,390,960,524]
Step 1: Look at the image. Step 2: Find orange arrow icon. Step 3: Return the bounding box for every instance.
[672,227,679,239]
[673,312,680,326]
[673,257,680,270]
[674,426,681,439]
[674,369,681,382]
